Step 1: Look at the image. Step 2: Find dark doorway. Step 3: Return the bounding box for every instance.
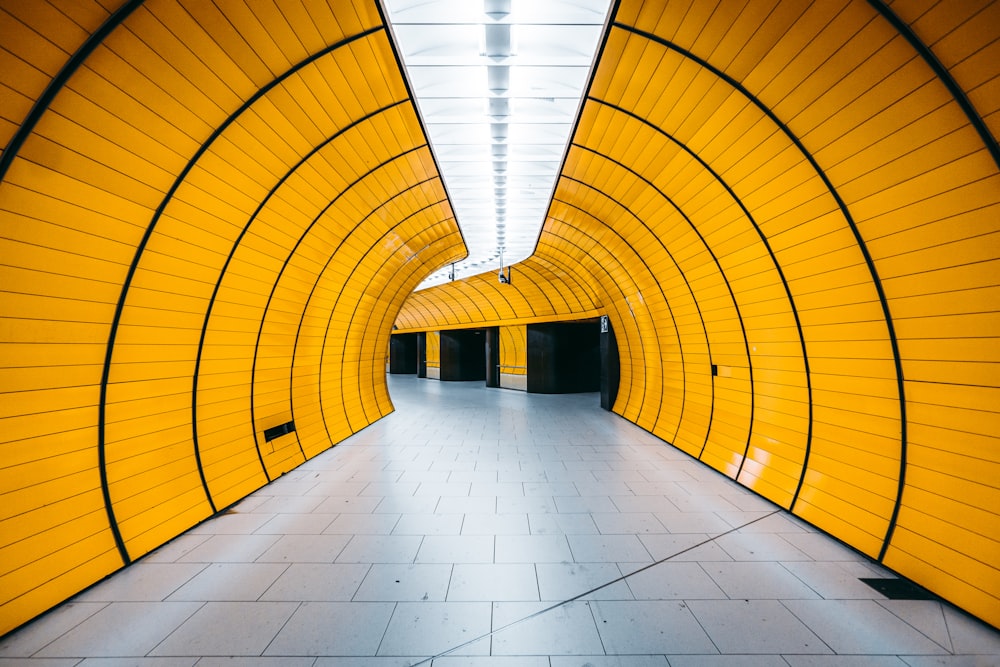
[440,329,486,381]
[389,333,418,374]
[526,320,600,394]
[416,332,427,378]
[600,315,620,410]
[485,326,500,388]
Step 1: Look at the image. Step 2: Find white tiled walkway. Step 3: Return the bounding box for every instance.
[3,376,999,666]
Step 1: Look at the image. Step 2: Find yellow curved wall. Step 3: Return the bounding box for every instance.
[500,325,527,380]
[0,0,461,635]
[396,0,999,627]
[1,0,997,636]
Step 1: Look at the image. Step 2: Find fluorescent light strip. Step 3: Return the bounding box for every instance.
[384,0,610,289]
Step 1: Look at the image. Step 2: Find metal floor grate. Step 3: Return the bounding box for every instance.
[860,577,937,600]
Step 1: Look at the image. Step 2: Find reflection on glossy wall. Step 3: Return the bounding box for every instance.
[0,0,997,637]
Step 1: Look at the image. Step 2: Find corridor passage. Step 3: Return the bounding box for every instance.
[2,376,998,665]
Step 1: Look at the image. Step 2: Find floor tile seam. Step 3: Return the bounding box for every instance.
[770,597,849,656]
[874,597,961,655]
[143,599,209,660]
[346,563,375,602]
[409,509,786,666]
[12,600,111,659]
[371,600,401,660]
[933,599,969,654]
[742,558,821,602]
[257,599,307,659]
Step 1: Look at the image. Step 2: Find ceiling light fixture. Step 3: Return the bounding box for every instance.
[384,0,611,290]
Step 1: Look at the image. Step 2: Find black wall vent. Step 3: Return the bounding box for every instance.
[263,420,296,442]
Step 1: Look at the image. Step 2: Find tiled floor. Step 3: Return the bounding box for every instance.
[3,375,999,666]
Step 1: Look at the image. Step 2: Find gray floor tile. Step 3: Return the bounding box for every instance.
[73,563,207,602]
[449,471,501,483]
[414,482,472,497]
[378,602,491,656]
[783,657,908,667]
[667,658,796,667]
[528,513,599,535]
[176,534,281,563]
[447,564,539,601]
[260,563,370,601]
[654,511,733,534]
[337,535,423,563]
[188,513,275,535]
[624,562,727,599]
[392,514,464,536]
[780,561,891,599]
[536,562,632,601]
[553,496,618,513]
[782,599,951,654]
[150,601,297,656]
[375,496,443,514]
[592,512,667,534]
[250,494,326,514]
[778,532,869,561]
[306,480,372,496]
[877,599,954,652]
[257,534,352,563]
[433,657,549,666]
[701,562,820,599]
[264,601,395,656]
[495,535,572,563]
[590,600,718,654]
[491,601,605,655]
[314,496,384,514]
[567,534,653,563]
[468,482,524,497]
[497,496,558,514]
[325,513,402,535]
[550,657,669,667]
[0,603,108,658]
[717,511,798,532]
[141,534,212,563]
[87,658,203,666]
[416,536,494,563]
[687,599,829,654]
[607,494,677,513]
[437,497,498,514]
[638,533,733,562]
[166,563,287,601]
[258,481,320,497]
[254,512,339,534]
[459,513,528,535]
[36,602,203,657]
[196,659,314,667]
[940,604,1000,655]
[523,482,579,496]
[669,495,741,513]
[355,563,453,601]
[713,531,812,561]
[362,482,420,496]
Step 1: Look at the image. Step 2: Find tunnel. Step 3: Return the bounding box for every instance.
[0,0,997,639]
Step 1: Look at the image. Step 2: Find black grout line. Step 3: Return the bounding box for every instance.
[408,508,782,665]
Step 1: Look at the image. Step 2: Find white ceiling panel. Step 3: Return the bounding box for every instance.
[384,0,611,289]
